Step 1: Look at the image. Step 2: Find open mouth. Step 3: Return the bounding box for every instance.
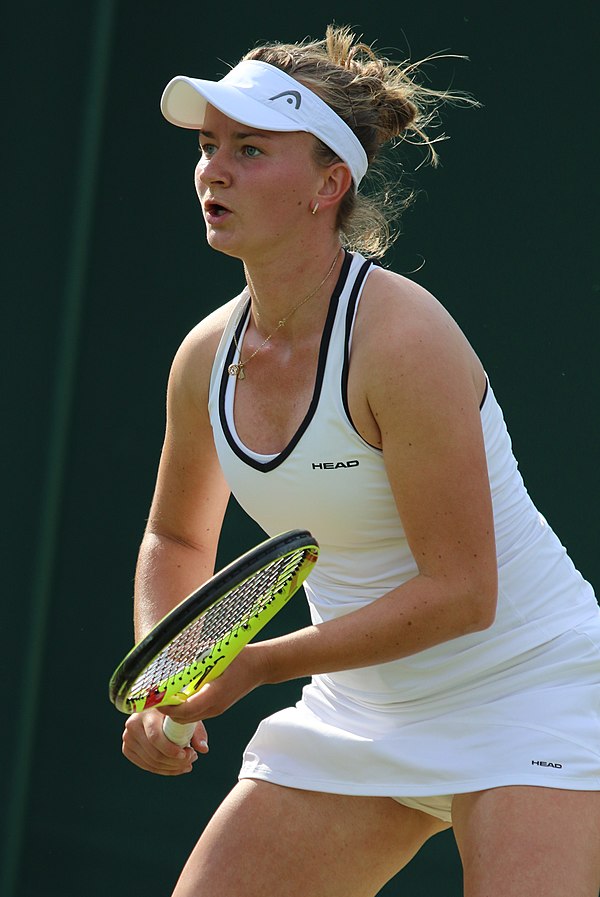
[204,200,231,219]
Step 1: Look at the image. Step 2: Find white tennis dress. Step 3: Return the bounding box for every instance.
[208,251,600,822]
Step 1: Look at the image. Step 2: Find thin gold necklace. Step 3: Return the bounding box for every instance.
[228,248,342,380]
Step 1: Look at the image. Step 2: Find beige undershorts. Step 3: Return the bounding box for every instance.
[393,794,453,824]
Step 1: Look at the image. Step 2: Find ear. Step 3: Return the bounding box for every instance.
[315,161,354,212]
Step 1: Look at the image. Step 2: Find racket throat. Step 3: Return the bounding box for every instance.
[186,655,227,694]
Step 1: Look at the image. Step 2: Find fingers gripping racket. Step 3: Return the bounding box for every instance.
[109,530,319,746]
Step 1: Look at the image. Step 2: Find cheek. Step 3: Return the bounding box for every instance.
[261,178,308,219]
[194,161,206,198]
[276,159,319,211]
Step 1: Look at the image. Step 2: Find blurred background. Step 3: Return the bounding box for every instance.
[3,1,598,894]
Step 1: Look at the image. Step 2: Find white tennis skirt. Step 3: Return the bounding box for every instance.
[239,617,600,823]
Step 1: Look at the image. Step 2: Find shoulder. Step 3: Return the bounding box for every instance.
[357,265,485,408]
[174,295,242,371]
[168,295,243,410]
[360,266,468,356]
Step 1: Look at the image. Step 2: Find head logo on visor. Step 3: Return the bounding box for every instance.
[269,91,302,109]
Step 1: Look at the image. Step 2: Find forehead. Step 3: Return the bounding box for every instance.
[201,104,310,145]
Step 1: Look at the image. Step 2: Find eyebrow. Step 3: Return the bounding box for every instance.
[198,129,273,141]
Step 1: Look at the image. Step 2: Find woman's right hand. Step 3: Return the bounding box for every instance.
[121,708,209,775]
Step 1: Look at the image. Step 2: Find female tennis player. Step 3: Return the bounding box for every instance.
[121,25,600,897]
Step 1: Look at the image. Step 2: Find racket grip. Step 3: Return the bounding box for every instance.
[162,717,197,747]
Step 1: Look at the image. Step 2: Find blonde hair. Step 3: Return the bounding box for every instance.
[244,25,473,257]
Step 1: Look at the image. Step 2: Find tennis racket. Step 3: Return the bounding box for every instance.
[109,529,319,746]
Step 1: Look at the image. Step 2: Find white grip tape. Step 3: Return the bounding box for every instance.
[162,716,197,747]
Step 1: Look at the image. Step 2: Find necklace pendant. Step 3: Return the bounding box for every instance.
[228,362,246,380]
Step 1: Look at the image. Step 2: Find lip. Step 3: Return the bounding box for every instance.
[203,197,233,225]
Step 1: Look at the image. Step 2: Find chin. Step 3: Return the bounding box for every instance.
[205,229,240,258]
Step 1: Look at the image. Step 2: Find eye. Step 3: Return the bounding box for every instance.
[199,143,217,158]
[242,145,262,158]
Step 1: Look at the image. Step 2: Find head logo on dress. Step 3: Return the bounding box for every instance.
[269,90,302,109]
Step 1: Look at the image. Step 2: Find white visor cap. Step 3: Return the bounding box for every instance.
[160,59,368,187]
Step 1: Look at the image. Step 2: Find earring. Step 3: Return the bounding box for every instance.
[311,201,320,216]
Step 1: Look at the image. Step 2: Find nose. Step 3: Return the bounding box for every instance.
[196,151,231,189]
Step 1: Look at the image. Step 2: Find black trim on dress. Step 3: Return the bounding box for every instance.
[218,250,354,473]
[479,377,489,410]
[340,258,375,444]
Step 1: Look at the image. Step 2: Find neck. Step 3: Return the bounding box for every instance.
[243,241,344,337]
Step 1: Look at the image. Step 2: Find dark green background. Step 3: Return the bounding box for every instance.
[3,2,598,895]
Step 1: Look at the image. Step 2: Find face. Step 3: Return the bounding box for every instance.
[195,105,325,261]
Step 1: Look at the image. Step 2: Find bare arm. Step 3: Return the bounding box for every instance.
[122,307,232,772]
[134,315,232,639]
